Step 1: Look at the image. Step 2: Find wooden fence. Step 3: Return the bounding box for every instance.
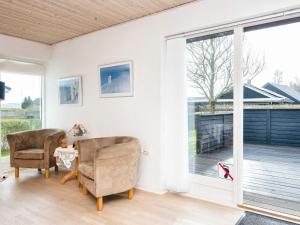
[192,109,300,153]
[193,113,233,153]
[244,109,300,146]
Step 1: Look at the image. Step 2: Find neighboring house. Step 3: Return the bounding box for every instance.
[263,82,300,103]
[33,98,41,106]
[189,83,300,105]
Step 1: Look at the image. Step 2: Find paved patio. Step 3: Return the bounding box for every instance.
[189,144,300,216]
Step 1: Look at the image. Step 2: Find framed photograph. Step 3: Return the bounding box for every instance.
[98,61,133,97]
[58,76,82,105]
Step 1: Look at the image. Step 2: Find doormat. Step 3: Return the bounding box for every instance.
[236,212,298,225]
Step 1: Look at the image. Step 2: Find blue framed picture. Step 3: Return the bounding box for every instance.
[98,61,133,97]
[58,76,82,105]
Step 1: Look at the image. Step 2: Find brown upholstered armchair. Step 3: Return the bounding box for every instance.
[7,129,66,178]
[76,136,141,211]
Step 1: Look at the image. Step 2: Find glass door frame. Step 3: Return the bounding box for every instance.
[185,26,242,206]
[184,12,300,209]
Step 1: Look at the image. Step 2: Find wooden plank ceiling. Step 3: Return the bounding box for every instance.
[0,0,195,45]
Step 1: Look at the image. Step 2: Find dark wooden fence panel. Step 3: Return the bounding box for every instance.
[244,109,300,146]
[194,109,300,154]
[195,113,233,153]
[270,109,300,146]
[244,110,268,144]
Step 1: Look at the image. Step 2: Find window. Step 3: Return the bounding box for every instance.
[1,73,43,159]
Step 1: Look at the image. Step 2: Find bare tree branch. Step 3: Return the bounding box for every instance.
[187,34,265,112]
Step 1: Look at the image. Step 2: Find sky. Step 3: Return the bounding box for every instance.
[1,73,41,104]
[247,21,300,87]
[188,21,300,97]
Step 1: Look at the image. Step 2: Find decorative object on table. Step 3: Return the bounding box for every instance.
[77,136,141,211]
[58,76,82,105]
[98,61,133,97]
[69,124,87,137]
[68,123,87,147]
[7,129,66,179]
[54,145,79,185]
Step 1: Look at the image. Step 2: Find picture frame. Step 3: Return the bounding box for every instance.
[98,61,133,97]
[58,75,82,105]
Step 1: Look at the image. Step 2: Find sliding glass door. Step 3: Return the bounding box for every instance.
[185,16,300,217]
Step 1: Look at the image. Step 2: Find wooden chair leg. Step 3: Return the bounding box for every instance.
[55,165,59,173]
[97,197,103,211]
[15,167,19,178]
[82,185,88,195]
[128,188,134,200]
[45,168,49,179]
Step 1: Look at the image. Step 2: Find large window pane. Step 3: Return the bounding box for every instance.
[0,73,42,172]
[186,31,234,178]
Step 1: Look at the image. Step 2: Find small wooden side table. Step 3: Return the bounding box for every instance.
[54,145,79,185]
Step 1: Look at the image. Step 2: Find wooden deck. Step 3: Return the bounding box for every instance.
[189,144,300,217]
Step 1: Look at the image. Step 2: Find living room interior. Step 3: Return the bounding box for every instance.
[1,1,300,225]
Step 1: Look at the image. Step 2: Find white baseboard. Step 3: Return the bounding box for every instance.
[135,184,167,195]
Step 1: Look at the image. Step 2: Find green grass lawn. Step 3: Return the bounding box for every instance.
[1,149,10,157]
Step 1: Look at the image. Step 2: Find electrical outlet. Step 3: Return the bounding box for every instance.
[142,148,150,156]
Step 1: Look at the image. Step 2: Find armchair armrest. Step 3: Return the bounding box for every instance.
[6,133,18,166]
[76,139,97,162]
[43,130,66,166]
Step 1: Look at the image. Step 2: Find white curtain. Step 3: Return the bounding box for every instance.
[162,38,189,192]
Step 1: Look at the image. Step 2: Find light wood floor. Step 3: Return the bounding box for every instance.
[0,169,243,225]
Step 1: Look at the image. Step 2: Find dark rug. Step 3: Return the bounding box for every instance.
[236,212,298,225]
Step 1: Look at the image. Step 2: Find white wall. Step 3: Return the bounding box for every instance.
[0,34,51,63]
[45,0,300,200]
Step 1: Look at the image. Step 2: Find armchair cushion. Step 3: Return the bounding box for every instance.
[79,161,94,180]
[14,149,44,160]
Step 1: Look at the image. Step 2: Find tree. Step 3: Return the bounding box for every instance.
[273,70,283,84]
[187,34,265,112]
[21,96,33,109]
[289,77,300,92]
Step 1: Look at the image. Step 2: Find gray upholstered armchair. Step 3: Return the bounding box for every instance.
[76,136,141,211]
[7,129,66,178]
